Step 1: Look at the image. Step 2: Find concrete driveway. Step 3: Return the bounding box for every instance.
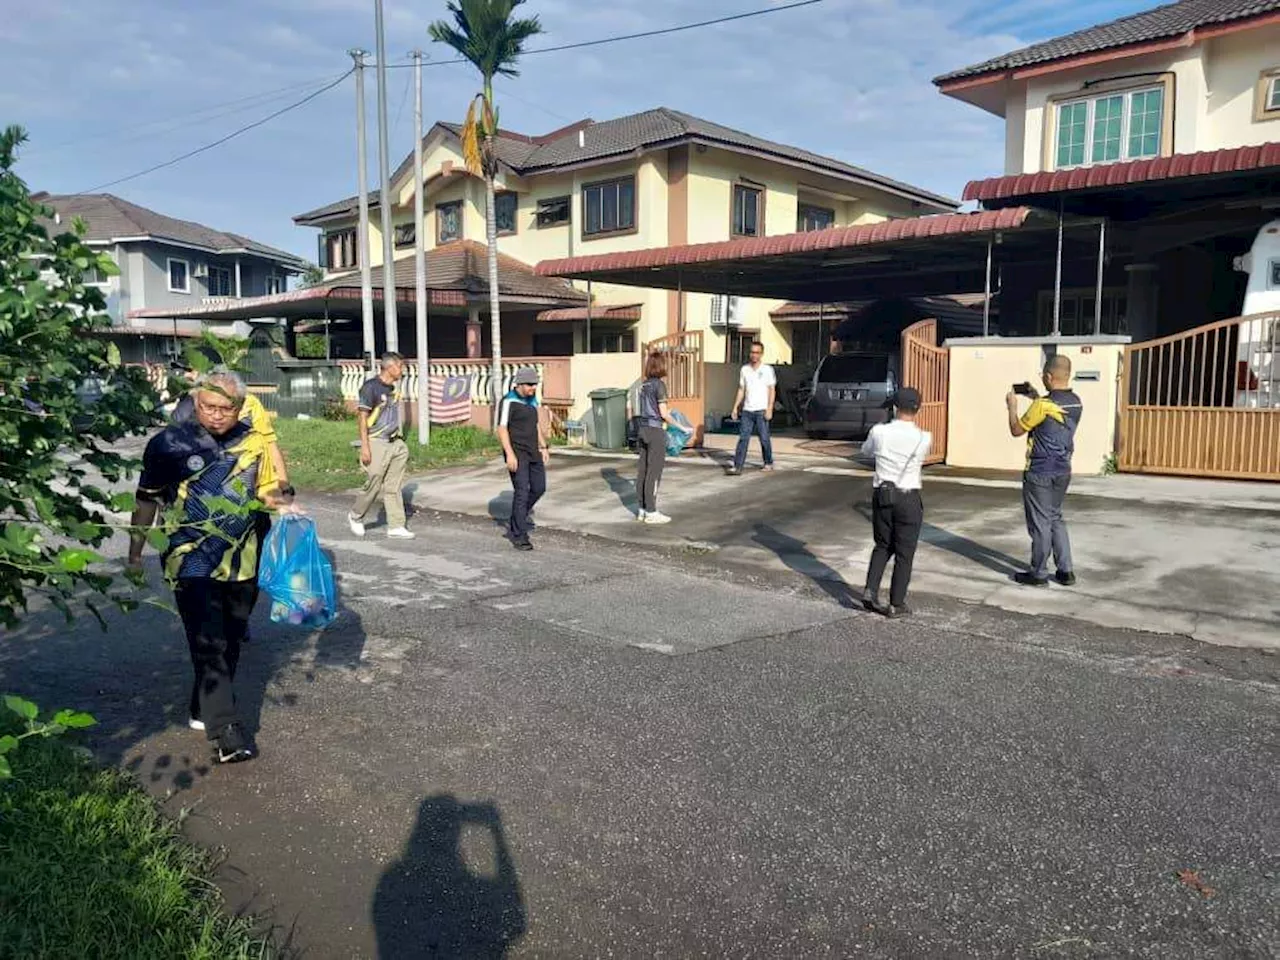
[412,449,1280,651]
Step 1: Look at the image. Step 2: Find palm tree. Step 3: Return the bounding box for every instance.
[429,0,543,423]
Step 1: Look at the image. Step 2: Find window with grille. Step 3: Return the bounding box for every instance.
[495,192,518,234]
[437,201,462,243]
[732,184,762,237]
[582,177,635,236]
[1054,86,1164,168]
[208,266,232,297]
[797,204,835,232]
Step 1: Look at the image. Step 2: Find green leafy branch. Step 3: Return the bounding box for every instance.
[0,694,96,780]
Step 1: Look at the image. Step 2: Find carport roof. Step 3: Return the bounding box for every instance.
[535,208,1042,302]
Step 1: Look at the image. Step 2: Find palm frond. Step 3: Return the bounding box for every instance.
[460,96,484,176]
[427,0,544,83]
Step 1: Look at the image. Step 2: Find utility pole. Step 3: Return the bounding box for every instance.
[349,49,376,371]
[374,0,398,352]
[412,50,430,444]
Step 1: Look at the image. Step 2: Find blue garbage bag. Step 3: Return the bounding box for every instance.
[665,410,694,456]
[258,515,337,628]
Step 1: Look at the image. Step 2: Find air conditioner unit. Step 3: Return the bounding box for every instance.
[192,263,209,279]
[725,295,741,327]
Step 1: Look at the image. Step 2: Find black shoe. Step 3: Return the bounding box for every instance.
[726,467,742,476]
[885,604,912,619]
[1014,571,1050,587]
[512,539,534,552]
[1055,570,1077,586]
[861,590,880,613]
[215,724,257,764]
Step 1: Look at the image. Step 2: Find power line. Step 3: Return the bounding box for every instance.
[69,0,827,191]
[389,0,828,68]
[78,70,353,195]
[29,72,348,156]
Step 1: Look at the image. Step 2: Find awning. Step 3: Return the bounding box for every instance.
[964,143,1280,215]
[535,208,1047,302]
[536,304,642,322]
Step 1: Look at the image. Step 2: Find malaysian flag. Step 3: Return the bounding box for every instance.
[428,374,472,424]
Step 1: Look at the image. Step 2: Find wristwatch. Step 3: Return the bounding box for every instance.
[279,483,296,498]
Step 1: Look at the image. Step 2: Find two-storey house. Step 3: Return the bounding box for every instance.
[934,0,1280,342]
[293,107,955,370]
[39,193,307,362]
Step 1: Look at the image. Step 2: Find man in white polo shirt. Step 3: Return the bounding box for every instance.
[727,341,776,475]
[859,387,931,618]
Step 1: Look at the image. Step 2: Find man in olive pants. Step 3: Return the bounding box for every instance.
[349,352,414,540]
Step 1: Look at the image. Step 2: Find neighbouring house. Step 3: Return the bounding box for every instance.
[934,0,1280,341]
[534,0,1280,479]
[291,106,956,370]
[36,193,308,363]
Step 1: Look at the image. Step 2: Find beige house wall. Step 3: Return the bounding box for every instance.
[945,338,1125,476]
[1205,25,1280,147]
[568,352,641,420]
[1005,22,1280,175]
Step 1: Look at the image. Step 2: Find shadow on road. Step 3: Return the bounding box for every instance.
[600,466,640,518]
[852,502,1024,579]
[752,523,860,609]
[373,794,526,960]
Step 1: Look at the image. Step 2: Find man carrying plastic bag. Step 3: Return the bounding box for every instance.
[127,370,301,765]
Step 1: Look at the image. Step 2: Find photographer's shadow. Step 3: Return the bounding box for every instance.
[373,794,526,960]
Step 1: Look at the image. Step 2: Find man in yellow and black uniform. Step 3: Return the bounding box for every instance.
[128,371,287,764]
[1007,355,1083,587]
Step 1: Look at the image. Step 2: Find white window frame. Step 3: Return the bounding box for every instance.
[167,257,191,294]
[84,259,112,286]
[207,265,232,297]
[265,273,285,296]
[1270,76,1280,111]
[1053,85,1164,170]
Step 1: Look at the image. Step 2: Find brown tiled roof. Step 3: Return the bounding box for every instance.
[330,239,587,303]
[295,108,957,223]
[964,142,1280,202]
[40,194,305,266]
[536,209,1032,278]
[936,0,1280,84]
[537,304,642,322]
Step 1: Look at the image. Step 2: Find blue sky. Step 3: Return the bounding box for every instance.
[2,0,1152,260]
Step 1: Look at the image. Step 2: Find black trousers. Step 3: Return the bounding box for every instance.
[864,489,924,608]
[636,425,667,512]
[174,578,256,739]
[507,457,547,543]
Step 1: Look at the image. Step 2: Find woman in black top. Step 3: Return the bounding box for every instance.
[634,352,688,524]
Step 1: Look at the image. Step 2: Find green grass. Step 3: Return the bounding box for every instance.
[274,418,502,493]
[0,726,273,959]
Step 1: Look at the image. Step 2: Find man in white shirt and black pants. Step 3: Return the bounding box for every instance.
[859,387,931,618]
[727,341,776,475]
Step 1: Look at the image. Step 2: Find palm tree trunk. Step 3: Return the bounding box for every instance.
[485,170,503,427]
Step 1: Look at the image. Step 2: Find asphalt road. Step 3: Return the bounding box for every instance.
[1,498,1276,959]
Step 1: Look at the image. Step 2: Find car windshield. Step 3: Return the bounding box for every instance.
[818,355,889,383]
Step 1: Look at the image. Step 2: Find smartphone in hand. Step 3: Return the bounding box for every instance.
[1012,382,1039,398]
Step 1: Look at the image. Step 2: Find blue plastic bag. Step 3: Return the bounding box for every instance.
[665,410,694,456]
[258,515,337,629]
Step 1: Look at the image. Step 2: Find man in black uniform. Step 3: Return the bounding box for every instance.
[497,368,549,550]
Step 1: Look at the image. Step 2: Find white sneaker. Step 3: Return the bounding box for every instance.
[644,511,672,525]
[347,514,366,537]
[387,527,416,539]
[636,509,647,522]
[188,716,205,732]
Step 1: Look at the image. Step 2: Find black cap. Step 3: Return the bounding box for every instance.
[894,387,922,413]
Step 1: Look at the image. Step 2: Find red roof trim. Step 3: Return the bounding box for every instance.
[535,209,1031,277]
[537,304,642,322]
[963,143,1280,203]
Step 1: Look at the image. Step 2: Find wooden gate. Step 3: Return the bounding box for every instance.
[900,319,948,465]
[643,330,705,441]
[1118,311,1280,480]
